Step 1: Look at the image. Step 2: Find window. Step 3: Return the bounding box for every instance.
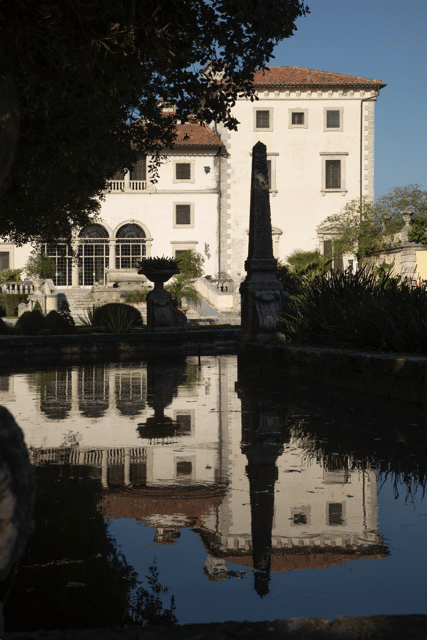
[175,163,191,180]
[115,223,146,269]
[130,156,146,182]
[289,109,308,128]
[256,110,270,128]
[320,152,348,194]
[253,108,273,132]
[325,160,341,189]
[323,240,343,273]
[174,202,194,228]
[173,160,194,183]
[324,108,344,131]
[171,241,199,256]
[0,252,10,270]
[327,110,340,128]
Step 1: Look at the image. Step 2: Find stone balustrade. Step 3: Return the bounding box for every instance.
[107,180,147,192]
[0,281,34,294]
[195,278,240,311]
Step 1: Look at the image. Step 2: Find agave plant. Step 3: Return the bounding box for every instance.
[77,304,100,326]
[137,256,178,271]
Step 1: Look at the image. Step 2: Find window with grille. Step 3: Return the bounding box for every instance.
[326,110,340,128]
[175,163,191,180]
[130,156,146,181]
[256,110,270,128]
[325,160,341,189]
[175,204,191,225]
[292,112,304,125]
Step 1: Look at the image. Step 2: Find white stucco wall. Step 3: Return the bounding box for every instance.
[218,89,376,278]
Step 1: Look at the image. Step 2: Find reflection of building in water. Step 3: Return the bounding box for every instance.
[6,356,386,589]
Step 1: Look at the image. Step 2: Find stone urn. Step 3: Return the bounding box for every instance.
[137,267,187,332]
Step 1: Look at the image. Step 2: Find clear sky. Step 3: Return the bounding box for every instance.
[269,0,427,198]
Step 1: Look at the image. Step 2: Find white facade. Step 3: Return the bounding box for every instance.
[1,67,386,285]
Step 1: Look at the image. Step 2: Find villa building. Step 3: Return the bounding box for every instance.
[3,67,386,287]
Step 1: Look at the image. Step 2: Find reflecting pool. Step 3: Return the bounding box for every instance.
[1,355,426,631]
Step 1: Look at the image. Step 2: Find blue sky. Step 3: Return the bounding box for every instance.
[269,0,427,198]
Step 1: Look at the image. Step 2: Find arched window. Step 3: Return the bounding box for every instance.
[115,223,146,269]
[78,224,109,286]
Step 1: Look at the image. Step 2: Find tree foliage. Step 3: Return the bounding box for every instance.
[25,252,56,279]
[319,185,427,262]
[0,0,309,244]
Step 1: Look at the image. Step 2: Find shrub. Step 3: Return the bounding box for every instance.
[0,317,14,335]
[0,268,23,282]
[25,253,56,279]
[0,293,28,317]
[176,251,204,278]
[281,266,427,353]
[45,310,75,334]
[276,264,302,296]
[287,249,333,280]
[77,304,100,326]
[92,303,143,333]
[58,296,75,325]
[15,309,48,335]
[166,274,201,307]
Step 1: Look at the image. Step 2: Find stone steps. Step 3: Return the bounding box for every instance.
[57,291,95,322]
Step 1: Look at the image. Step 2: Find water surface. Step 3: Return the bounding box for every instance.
[1,355,426,630]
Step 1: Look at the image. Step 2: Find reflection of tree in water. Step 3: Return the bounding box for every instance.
[126,562,177,627]
[1,464,177,631]
[78,365,109,418]
[292,416,427,501]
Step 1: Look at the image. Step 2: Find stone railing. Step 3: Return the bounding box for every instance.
[195,278,240,312]
[17,278,58,316]
[107,180,147,192]
[0,281,34,294]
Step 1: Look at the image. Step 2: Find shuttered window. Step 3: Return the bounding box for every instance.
[256,110,270,128]
[325,160,341,189]
[326,110,340,128]
[175,204,191,225]
[175,163,191,180]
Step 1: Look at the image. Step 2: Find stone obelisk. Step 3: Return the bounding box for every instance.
[239,142,283,342]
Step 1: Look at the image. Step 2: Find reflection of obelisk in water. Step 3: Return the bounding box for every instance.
[236,363,289,597]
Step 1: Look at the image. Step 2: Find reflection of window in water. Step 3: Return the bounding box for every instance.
[176,460,192,476]
[175,413,192,436]
[291,505,311,526]
[328,502,345,526]
[78,366,109,418]
[323,469,350,484]
[0,376,9,392]
[115,371,146,416]
[108,464,124,487]
[39,370,72,420]
[131,462,146,485]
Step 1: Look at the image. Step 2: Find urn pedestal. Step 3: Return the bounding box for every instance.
[138,269,187,333]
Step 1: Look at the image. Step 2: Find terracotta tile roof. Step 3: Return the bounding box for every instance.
[173,122,223,148]
[252,67,386,89]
